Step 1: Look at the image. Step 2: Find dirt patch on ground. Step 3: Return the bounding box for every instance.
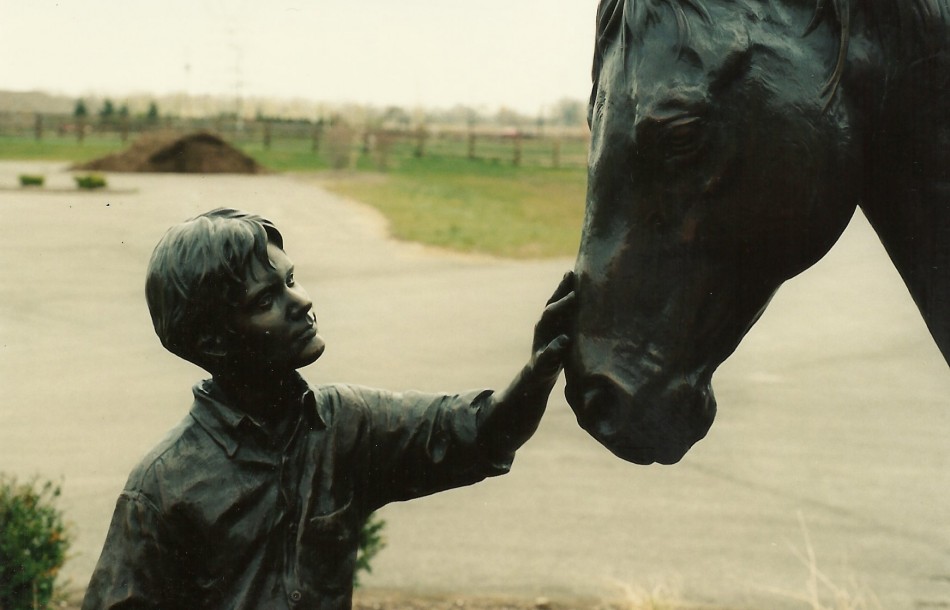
[73,131,265,174]
[352,592,631,610]
[62,591,660,610]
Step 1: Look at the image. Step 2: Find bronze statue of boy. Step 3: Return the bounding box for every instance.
[82,208,575,610]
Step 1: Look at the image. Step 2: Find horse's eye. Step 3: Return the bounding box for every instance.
[661,116,705,160]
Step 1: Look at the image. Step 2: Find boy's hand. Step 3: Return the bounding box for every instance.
[529,271,577,380]
[477,271,576,457]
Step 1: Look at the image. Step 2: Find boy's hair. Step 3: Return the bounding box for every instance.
[145,208,284,370]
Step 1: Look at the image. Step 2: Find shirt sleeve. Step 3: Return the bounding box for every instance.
[327,385,512,512]
[81,491,186,610]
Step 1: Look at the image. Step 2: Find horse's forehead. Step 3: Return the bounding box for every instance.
[601,31,740,101]
[646,7,751,60]
[599,3,788,102]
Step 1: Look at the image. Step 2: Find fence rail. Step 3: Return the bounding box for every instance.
[0,111,590,170]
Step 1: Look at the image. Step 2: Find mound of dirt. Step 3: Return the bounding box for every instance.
[74,131,265,174]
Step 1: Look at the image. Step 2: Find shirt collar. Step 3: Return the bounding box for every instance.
[189,374,326,458]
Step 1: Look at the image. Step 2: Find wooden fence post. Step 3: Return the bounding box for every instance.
[374,130,393,171]
[34,114,43,140]
[512,131,523,167]
[263,121,272,150]
[361,130,372,156]
[413,125,427,158]
[311,123,323,154]
[467,132,476,160]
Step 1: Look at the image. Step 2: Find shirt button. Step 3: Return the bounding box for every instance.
[289,590,302,603]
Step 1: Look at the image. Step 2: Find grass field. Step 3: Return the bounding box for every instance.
[319,157,586,258]
[0,133,588,258]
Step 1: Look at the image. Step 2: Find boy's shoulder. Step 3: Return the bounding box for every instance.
[121,411,208,498]
[308,382,378,425]
[309,382,429,424]
[311,381,403,409]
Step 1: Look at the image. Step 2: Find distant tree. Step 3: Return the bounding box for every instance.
[74,99,88,144]
[99,99,115,122]
[551,98,586,127]
[118,104,130,141]
[146,101,159,123]
[381,105,411,127]
[495,106,528,128]
[428,104,482,127]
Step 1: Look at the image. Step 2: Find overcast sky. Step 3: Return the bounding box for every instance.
[1,1,598,113]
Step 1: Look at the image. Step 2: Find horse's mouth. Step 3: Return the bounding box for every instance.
[564,371,717,465]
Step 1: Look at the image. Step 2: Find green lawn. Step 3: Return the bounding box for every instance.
[0,135,128,163]
[318,156,586,259]
[0,134,588,259]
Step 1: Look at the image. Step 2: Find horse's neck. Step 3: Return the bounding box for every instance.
[858,48,950,366]
[862,193,950,366]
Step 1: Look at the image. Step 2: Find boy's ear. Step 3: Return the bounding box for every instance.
[196,331,229,360]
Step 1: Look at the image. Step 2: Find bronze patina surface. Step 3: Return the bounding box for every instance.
[565,0,950,464]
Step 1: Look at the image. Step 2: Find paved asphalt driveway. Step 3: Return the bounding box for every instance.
[1,162,947,609]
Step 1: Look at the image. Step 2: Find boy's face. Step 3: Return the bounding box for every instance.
[228,242,325,372]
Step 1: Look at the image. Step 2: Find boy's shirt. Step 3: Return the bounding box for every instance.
[82,375,511,610]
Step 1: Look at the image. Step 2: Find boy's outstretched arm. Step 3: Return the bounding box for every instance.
[476,271,576,458]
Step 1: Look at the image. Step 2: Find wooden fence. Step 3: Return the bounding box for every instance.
[0,111,590,170]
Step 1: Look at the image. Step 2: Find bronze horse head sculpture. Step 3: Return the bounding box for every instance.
[564,0,950,464]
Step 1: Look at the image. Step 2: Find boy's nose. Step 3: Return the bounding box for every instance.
[288,286,313,319]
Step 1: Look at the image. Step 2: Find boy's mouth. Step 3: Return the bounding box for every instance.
[295,324,317,340]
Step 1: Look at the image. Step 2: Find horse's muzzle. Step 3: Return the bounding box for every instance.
[564,370,717,465]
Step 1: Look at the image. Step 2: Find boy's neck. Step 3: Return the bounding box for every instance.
[213,368,304,424]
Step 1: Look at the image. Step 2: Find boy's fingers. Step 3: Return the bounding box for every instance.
[534,292,576,353]
[545,290,576,314]
[545,271,576,306]
[534,334,571,373]
[540,292,577,327]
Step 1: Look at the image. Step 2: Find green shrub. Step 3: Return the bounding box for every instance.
[0,476,71,610]
[74,174,107,190]
[354,512,386,588]
[18,175,45,187]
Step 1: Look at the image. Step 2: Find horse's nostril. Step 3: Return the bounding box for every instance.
[584,382,626,439]
[567,374,632,435]
[586,376,624,408]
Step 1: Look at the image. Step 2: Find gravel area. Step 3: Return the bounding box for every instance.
[3,163,948,610]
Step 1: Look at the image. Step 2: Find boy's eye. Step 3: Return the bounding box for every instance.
[256,293,274,310]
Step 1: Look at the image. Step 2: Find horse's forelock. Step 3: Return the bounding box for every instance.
[592,0,708,60]
[589,0,710,120]
[588,0,856,116]
[588,0,948,125]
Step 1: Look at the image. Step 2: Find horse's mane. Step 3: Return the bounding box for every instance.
[591,0,949,112]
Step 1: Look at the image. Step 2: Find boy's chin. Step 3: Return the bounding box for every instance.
[296,336,326,368]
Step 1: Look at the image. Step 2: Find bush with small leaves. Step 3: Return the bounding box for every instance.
[18,175,44,187]
[354,512,386,588]
[74,174,107,190]
[0,475,71,610]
